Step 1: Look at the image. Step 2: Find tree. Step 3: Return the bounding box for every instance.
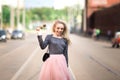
[26,7,69,22]
[2,5,10,28]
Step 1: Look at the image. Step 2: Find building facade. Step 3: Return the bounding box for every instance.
[87,0,120,37]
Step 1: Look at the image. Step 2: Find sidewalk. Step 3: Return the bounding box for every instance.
[75,32,112,43]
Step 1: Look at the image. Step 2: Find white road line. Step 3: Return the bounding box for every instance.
[69,66,76,80]
[0,44,27,60]
[10,46,76,80]
[11,47,39,80]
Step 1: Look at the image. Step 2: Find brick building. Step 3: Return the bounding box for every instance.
[87,0,120,36]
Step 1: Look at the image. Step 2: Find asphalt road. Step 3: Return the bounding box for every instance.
[0,32,120,80]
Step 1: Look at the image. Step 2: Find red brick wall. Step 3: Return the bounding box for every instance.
[88,0,120,7]
[107,0,120,6]
[87,0,120,17]
[88,3,120,36]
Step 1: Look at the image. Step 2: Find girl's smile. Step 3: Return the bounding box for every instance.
[54,23,64,36]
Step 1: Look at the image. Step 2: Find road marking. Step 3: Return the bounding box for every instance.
[0,44,27,60]
[10,47,39,80]
[88,55,120,79]
[10,46,76,80]
[69,66,76,80]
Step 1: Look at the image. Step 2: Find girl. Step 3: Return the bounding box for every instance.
[37,20,71,80]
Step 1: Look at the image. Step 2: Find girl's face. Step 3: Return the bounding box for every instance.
[54,23,65,36]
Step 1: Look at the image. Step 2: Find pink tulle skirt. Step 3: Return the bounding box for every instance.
[39,54,71,80]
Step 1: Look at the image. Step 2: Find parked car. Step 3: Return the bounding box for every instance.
[0,30,7,42]
[11,30,25,39]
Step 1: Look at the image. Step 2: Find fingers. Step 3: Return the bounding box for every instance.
[36,28,40,31]
[36,27,41,31]
[36,25,45,31]
[36,25,47,35]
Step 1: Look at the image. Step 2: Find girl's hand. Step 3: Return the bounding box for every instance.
[36,27,42,35]
[36,25,48,35]
[36,27,40,31]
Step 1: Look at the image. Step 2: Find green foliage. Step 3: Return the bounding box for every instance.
[1,5,83,29]
[26,7,69,22]
[2,5,10,27]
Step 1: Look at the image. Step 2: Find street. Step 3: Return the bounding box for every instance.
[0,32,120,80]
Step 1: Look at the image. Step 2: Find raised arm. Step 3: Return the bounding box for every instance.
[37,35,50,49]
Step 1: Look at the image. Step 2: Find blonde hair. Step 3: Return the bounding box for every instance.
[52,20,71,45]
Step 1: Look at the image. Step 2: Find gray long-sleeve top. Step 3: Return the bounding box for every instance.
[37,34,68,66]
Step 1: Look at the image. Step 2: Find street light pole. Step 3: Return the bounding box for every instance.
[0,0,2,29]
[83,0,87,32]
[10,6,14,30]
[17,0,20,28]
[22,0,25,31]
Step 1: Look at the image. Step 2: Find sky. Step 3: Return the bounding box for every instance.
[1,0,24,8]
[25,0,85,9]
[0,0,85,9]
[53,0,85,9]
[25,0,54,8]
